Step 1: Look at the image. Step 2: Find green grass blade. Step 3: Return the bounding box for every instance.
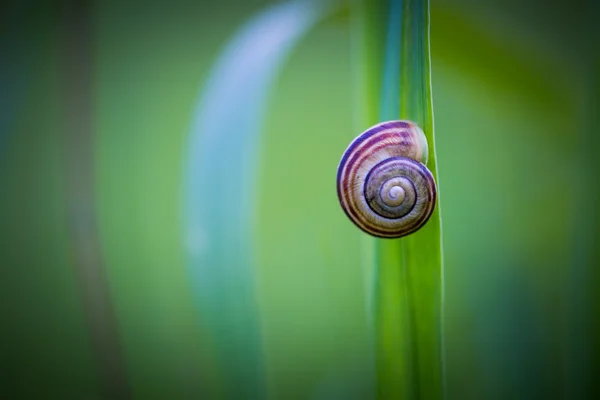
[353,0,445,398]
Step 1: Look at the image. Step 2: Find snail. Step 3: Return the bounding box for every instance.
[336,120,437,238]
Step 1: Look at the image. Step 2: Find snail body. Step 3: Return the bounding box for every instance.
[336,120,437,238]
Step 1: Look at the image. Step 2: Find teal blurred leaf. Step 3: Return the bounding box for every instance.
[182,0,336,396]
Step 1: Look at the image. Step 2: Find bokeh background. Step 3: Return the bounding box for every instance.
[0,0,598,399]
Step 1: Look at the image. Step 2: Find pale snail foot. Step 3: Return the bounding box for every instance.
[336,120,437,238]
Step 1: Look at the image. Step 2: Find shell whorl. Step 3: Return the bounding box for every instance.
[336,120,437,238]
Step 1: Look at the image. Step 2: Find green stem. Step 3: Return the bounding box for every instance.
[354,0,445,398]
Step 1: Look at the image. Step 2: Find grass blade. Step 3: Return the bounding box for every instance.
[61,1,131,397]
[353,0,445,398]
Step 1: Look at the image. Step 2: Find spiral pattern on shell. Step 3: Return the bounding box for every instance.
[336,120,437,238]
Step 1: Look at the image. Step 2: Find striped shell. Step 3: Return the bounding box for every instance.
[336,120,437,238]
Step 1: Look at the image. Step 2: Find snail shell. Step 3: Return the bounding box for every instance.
[336,120,437,238]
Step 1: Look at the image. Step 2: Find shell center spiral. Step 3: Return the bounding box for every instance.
[364,158,418,220]
[381,178,406,206]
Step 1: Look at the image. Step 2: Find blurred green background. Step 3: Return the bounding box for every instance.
[0,0,598,398]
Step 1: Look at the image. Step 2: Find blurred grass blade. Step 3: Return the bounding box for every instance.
[354,0,445,398]
[183,0,333,397]
[61,0,131,398]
